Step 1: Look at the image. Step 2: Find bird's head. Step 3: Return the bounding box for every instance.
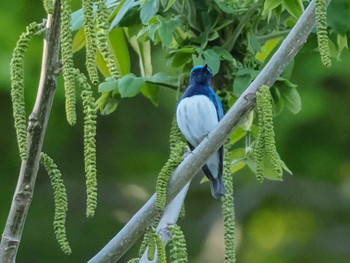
[189,64,213,86]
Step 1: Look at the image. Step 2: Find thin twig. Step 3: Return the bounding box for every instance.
[88,0,331,262]
[0,1,61,262]
[255,30,290,42]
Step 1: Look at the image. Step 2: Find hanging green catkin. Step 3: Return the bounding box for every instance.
[61,0,77,125]
[254,130,265,182]
[139,229,152,256]
[96,0,119,78]
[255,85,282,180]
[10,22,40,160]
[82,0,99,84]
[315,0,331,67]
[40,152,71,255]
[76,70,98,217]
[156,119,186,210]
[147,229,156,261]
[221,144,236,263]
[169,224,188,263]
[179,203,186,220]
[154,232,167,263]
[43,0,54,14]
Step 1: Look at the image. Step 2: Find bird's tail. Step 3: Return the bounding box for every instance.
[202,163,225,198]
[202,148,225,198]
[209,176,225,198]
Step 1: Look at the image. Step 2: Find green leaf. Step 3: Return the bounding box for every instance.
[233,73,252,96]
[110,0,139,29]
[141,83,159,106]
[247,31,261,54]
[230,127,247,145]
[229,148,246,161]
[270,86,285,115]
[158,17,174,46]
[163,0,176,11]
[214,0,237,14]
[141,40,153,77]
[146,72,179,88]
[231,160,246,173]
[98,78,119,93]
[278,84,301,114]
[241,111,254,132]
[72,28,86,53]
[127,28,153,77]
[337,34,348,60]
[213,46,235,62]
[261,155,284,181]
[328,0,350,35]
[203,49,221,74]
[283,0,304,19]
[250,124,259,139]
[102,99,119,115]
[118,74,145,98]
[171,52,193,68]
[71,9,84,31]
[192,54,205,67]
[140,0,159,24]
[96,92,119,115]
[262,0,282,16]
[118,7,141,27]
[256,37,282,63]
[96,51,111,77]
[109,28,131,76]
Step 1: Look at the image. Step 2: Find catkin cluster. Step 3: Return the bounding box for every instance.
[82,0,99,84]
[10,22,41,160]
[61,0,77,125]
[315,0,331,67]
[156,119,186,210]
[76,70,98,217]
[96,0,119,78]
[221,144,236,263]
[169,224,188,263]
[141,228,166,262]
[43,0,54,14]
[40,152,71,254]
[255,85,282,181]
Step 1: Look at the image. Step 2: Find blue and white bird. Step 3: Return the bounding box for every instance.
[176,65,225,198]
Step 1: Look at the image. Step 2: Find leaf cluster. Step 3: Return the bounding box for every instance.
[70,0,311,114]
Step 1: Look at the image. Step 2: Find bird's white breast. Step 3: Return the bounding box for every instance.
[176,95,219,147]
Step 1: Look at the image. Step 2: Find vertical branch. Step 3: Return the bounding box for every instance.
[0,1,61,262]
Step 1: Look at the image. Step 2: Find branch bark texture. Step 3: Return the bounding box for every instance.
[0,1,61,262]
[90,0,330,261]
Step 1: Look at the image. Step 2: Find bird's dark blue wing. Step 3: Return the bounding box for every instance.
[208,88,224,120]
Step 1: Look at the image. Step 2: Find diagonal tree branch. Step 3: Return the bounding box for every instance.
[0,1,61,262]
[88,0,331,262]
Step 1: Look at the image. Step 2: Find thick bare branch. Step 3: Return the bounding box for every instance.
[0,1,61,262]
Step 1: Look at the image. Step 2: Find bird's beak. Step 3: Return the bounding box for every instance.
[203,64,208,71]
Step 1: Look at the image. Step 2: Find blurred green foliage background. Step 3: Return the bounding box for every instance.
[1,1,350,263]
